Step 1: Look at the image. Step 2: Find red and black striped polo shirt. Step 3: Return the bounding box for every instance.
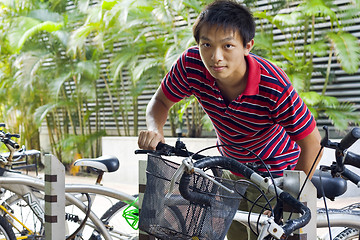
[161,46,316,175]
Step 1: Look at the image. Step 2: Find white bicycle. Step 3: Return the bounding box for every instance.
[136,126,360,240]
[0,124,139,239]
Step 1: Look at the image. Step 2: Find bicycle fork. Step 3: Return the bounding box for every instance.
[0,204,34,236]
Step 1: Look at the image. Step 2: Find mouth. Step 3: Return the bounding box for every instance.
[212,65,226,72]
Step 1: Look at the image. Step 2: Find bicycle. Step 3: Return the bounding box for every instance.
[136,142,311,239]
[136,126,360,240]
[0,123,359,240]
[312,126,360,240]
[0,124,139,239]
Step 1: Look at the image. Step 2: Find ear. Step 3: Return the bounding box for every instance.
[244,39,254,56]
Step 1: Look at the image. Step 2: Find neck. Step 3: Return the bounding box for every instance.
[217,76,248,104]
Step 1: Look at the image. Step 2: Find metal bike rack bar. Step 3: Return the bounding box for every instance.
[44,154,65,240]
[139,159,156,240]
[283,170,317,240]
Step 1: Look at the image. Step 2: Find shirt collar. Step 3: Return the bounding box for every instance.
[242,53,260,96]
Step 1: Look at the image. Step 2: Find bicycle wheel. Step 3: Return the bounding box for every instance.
[333,228,359,240]
[89,196,139,240]
[0,191,44,238]
[1,190,93,239]
[0,214,16,240]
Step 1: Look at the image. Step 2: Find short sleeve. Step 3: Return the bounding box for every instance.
[161,50,192,102]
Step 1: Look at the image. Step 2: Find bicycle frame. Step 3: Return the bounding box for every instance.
[317,211,360,229]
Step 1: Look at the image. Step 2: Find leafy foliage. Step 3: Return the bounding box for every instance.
[0,0,359,164]
[253,0,360,130]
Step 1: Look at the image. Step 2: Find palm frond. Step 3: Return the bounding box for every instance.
[298,0,337,21]
[18,19,62,52]
[327,31,360,74]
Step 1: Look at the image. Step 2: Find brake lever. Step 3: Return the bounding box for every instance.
[134,146,176,156]
[321,126,338,149]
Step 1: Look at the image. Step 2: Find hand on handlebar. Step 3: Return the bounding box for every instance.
[138,130,164,150]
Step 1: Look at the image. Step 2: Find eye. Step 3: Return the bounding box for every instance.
[201,43,211,48]
[225,44,234,49]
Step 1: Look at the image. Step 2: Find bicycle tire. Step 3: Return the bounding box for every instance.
[333,228,359,240]
[0,191,45,238]
[89,195,139,240]
[0,214,16,240]
[2,191,93,239]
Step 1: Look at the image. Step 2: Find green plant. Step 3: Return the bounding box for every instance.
[252,0,360,131]
[0,0,106,163]
[78,0,212,137]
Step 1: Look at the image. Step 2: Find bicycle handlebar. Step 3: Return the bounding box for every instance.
[339,128,360,151]
[278,192,311,236]
[0,132,20,150]
[178,156,311,238]
[320,127,360,184]
[136,141,279,178]
[343,151,360,169]
[341,167,360,187]
[135,141,206,160]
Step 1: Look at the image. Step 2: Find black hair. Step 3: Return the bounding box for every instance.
[193,0,255,47]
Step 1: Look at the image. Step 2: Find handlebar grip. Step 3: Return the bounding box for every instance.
[339,128,360,151]
[156,142,206,159]
[342,167,360,187]
[134,142,170,155]
[156,142,166,150]
[4,138,20,150]
[193,156,255,179]
[280,192,311,236]
[344,151,360,169]
[134,149,152,154]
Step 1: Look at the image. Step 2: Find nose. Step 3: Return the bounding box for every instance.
[211,48,223,62]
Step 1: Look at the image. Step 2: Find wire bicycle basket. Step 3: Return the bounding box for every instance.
[139,154,247,240]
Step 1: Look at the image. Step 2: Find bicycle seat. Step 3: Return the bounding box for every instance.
[311,169,347,201]
[73,155,119,172]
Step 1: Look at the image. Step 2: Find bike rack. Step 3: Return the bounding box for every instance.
[44,154,65,240]
[139,159,156,240]
[283,170,317,240]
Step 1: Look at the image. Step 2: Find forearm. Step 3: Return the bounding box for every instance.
[294,127,323,179]
[294,145,323,178]
[138,87,176,150]
[145,96,169,135]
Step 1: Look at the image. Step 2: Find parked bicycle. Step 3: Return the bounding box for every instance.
[0,123,359,240]
[0,124,139,239]
[137,126,360,240]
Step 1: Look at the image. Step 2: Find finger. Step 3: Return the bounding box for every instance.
[149,137,160,150]
[137,131,146,148]
[138,131,151,149]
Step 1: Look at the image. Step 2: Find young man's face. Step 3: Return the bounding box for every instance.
[198,24,253,84]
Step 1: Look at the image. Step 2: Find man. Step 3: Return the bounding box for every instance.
[138,0,322,239]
